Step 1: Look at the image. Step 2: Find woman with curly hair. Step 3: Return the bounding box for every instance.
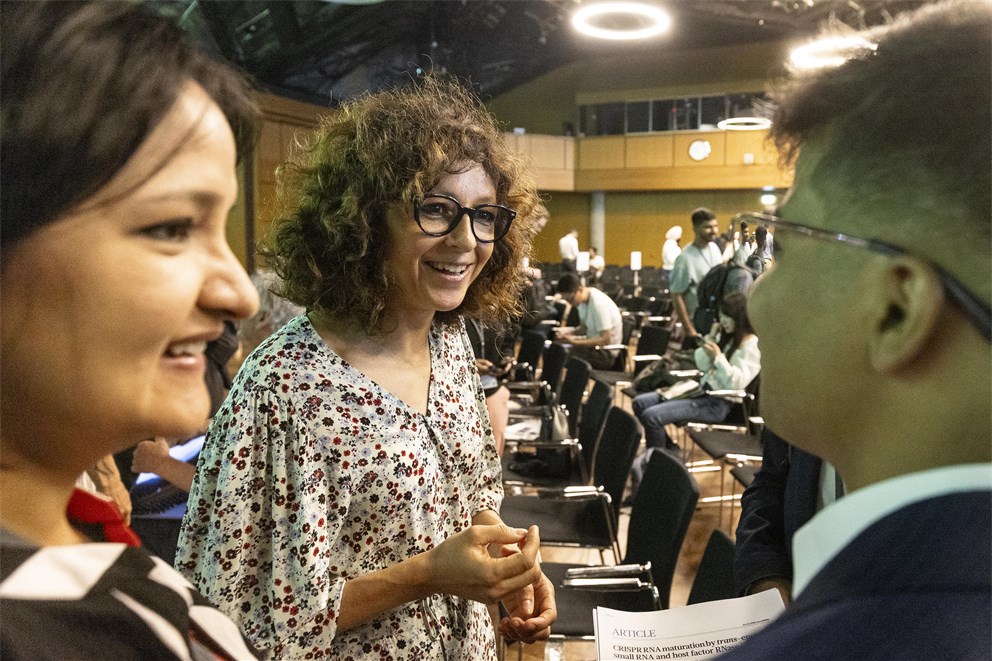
[177,76,555,659]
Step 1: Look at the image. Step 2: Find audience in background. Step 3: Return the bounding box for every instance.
[554,272,624,370]
[661,225,683,281]
[558,227,579,273]
[669,208,724,340]
[588,246,605,285]
[629,293,760,498]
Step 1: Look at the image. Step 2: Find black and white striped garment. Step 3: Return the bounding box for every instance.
[0,530,258,661]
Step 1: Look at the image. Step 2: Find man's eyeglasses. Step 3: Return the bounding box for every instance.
[413,194,515,244]
[737,211,991,342]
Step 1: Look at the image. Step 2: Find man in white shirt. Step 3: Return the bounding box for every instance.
[587,246,605,286]
[668,207,723,338]
[554,273,623,370]
[558,228,579,273]
[718,3,991,659]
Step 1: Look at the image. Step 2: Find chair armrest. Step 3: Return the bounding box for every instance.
[507,380,545,390]
[686,422,748,433]
[565,562,651,579]
[561,577,652,591]
[631,354,663,362]
[503,437,579,450]
[646,316,671,324]
[597,344,627,351]
[669,369,703,378]
[504,484,602,497]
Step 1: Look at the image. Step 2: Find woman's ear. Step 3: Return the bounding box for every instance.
[869,257,945,372]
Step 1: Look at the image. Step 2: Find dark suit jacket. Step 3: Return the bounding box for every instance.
[718,490,992,660]
[733,429,822,595]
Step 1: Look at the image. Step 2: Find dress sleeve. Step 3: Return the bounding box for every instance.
[177,376,348,654]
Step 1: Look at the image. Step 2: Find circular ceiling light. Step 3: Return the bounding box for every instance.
[572,2,672,41]
[717,116,772,131]
[790,35,878,70]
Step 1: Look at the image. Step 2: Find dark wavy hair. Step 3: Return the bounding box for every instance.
[1,1,258,255]
[263,75,540,334]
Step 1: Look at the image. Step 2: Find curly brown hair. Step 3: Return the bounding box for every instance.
[263,75,540,335]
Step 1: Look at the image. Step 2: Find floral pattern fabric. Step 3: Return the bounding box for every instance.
[176,315,503,660]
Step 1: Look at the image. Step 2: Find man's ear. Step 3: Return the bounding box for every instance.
[869,257,945,372]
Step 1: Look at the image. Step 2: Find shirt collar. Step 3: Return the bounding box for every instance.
[792,463,992,597]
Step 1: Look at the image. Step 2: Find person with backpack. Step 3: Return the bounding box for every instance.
[669,208,724,341]
[692,254,758,336]
[629,293,760,498]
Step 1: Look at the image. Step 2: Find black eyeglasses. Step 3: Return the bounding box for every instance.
[413,194,515,244]
[737,211,991,342]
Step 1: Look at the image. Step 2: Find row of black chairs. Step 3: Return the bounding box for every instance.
[495,332,743,653]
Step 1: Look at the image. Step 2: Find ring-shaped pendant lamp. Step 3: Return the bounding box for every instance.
[572,2,672,41]
[717,117,772,131]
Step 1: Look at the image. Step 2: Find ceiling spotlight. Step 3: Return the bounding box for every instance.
[572,2,672,41]
[790,35,878,70]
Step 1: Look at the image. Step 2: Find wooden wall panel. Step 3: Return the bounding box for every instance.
[577,136,626,170]
[625,134,675,169]
[725,129,778,166]
[575,163,791,191]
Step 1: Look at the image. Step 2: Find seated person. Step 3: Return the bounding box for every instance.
[554,272,623,370]
[629,293,759,498]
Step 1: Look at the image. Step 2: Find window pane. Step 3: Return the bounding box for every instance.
[700,96,726,129]
[652,99,675,132]
[672,98,699,131]
[626,101,650,133]
[596,103,626,135]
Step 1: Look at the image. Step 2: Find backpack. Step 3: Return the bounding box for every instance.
[692,263,755,333]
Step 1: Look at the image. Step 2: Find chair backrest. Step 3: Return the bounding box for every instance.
[559,357,592,437]
[514,330,547,380]
[577,377,612,477]
[686,529,737,605]
[621,295,647,313]
[625,448,700,609]
[540,342,569,395]
[620,316,636,345]
[591,407,643,523]
[636,324,671,358]
[721,373,761,429]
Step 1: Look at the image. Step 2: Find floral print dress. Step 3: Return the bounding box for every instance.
[176,315,503,660]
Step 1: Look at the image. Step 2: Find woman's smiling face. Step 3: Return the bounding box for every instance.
[0,83,259,461]
[383,163,497,323]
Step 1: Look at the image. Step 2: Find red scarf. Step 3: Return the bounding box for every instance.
[67,488,142,546]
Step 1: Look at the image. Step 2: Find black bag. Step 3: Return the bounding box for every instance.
[540,404,570,442]
[632,357,678,392]
[508,406,572,479]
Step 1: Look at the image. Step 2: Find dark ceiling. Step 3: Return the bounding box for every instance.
[148,0,932,106]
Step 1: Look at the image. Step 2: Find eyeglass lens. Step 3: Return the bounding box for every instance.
[416,196,512,242]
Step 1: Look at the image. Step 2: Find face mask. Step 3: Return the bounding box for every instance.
[719,313,735,334]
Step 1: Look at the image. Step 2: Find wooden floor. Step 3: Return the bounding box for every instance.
[504,423,747,661]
